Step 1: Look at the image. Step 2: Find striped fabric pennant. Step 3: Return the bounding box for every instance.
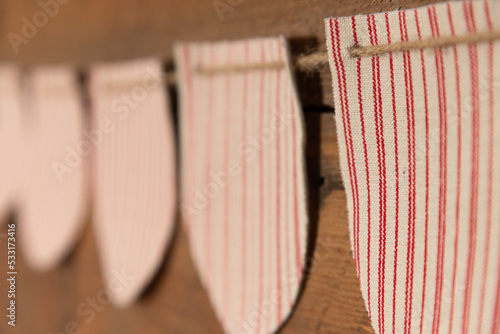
[325,1,500,333]
[174,37,308,334]
[0,65,23,223]
[89,59,176,307]
[19,67,87,271]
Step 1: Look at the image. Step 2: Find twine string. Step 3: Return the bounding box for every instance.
[349,30,500,58]
[100,29,500,87]
[196,30,500,74]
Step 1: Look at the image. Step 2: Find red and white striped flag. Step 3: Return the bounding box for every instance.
[89,59,177,307]
[326,1,500,333]
[175,37,308,334]
[19,67,87,271]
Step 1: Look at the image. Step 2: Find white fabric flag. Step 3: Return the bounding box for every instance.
[0,66,23,223]
[175,37,308,334]
[19,67,87,271]
[89,58,176,307]
[325,1,500,333]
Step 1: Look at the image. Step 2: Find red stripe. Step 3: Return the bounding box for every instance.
[284,66,292,307]
[205,46,216,290]
[240,41,249,325]
[331,16,366,317]
[348,16,372,319]
[461,2,480,332]
[384,12,400,334]
[429,7,448,333]
[478,2,494,332]
[266,40,273,333]
[492,262,500,334]
[222,45,232,322]
[399,10,417,334]
[256,44,266,333]
[351,15,362,288]
[275,44,283,323]
[368,14,388,333]
[414,10,431,334]
[376,39,388,334]
[446,4,463,333]
[428,7,444,334]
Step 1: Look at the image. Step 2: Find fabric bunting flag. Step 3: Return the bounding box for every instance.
[175,37,308,334]
[89,58,177,307]
[19,67,87,271]
[0,66,23,224]
[325,1,500,333]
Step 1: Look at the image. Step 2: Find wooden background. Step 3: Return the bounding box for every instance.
[0,0,444,333]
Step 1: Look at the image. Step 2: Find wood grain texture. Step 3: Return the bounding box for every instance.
[0,0,446,332]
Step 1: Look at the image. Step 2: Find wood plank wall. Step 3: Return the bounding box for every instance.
[0,0,444,333]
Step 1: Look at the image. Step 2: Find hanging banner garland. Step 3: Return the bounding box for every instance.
[1,1,498,330]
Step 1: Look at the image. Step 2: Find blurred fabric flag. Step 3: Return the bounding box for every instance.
[175,36,308,334]
[89,58,176,307]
